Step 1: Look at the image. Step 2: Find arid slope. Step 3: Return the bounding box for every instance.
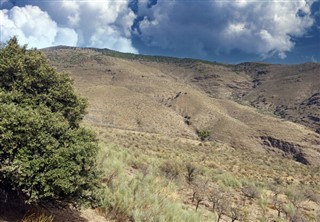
[43,47,320,165]
[233,62,320,133]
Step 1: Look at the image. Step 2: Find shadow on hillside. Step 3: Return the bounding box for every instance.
[0,188,88,222]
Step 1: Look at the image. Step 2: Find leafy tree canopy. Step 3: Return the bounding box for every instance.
[0,37,100,204]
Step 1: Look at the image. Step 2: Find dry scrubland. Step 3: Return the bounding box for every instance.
[92,126,320,221]
[40,47,320,221]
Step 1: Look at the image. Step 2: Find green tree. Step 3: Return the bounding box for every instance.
[0,37,100,204]
[0,37,86,127]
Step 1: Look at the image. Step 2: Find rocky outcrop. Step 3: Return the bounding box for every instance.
[302,93,320,106]
[298,93,320,133]
[260,136,309,165]
[233,62,270,76]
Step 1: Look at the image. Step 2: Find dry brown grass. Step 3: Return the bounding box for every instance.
[21,212,54,222]
[44,47,320,166]
[41,47,320,221]
[91,125,320,221]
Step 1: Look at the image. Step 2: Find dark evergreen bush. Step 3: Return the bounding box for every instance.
[0,37,100,204]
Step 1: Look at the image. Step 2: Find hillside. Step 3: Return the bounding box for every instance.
[233,62,320,134]
[17,46,319,222]
[42,46,320,166]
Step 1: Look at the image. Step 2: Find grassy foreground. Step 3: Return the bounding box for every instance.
[92,126,320,222]
[97,142,212,221]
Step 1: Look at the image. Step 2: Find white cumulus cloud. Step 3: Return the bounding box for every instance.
[136,0,315,59]
[0,1,138,53]
[1,0,316,58]
[0,5,66,48]
[54,28,78,46]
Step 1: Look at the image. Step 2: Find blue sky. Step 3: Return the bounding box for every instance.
[1,0,319,64]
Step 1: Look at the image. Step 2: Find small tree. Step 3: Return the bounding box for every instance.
[207,184,224,211]
[193,183,206,211]
[229,206,246,222]
[216,197,229,222]
[185,163,196,186]
[0,37,100,204]
[190,178,208,211]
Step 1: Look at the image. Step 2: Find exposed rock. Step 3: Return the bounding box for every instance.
[308,115,320,122]
[233,62,270,76]
[301,93,320,106]
[260,136,309,165]
[193,73,220,81]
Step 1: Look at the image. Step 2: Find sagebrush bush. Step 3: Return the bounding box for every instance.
[97,144,210,222]
[160,160,180,180]
[242,184,261,200]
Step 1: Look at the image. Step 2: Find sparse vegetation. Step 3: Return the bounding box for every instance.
[192,182,206,211]
[160,160,180,180]
[185,163,197,185]
[207,184,225,211]
[96,143,210,221]
[197,130,211,141]
[216,195,229,222]
[229,206,247,222]
[93,127,320,221]
[22,212,54,222]
[242,184,261,200]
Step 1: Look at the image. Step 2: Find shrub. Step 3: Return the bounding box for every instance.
[216,196,229,222]
[197,130,211,141]
[218,173,241,188]
[160,160,180,180]
[0,37,100,204]
[285,187,306,209]
[241,184,261,200]
[191,180,207,211]
[304,188,320,204]
[185,163,196,185]
[207,184,225,211]
[98,144,205,222]
[229,206,247,222]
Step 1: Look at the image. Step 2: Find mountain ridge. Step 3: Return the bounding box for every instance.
[44,45,319,66]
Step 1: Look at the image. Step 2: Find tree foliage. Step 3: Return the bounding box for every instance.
[0,37,100,204]
[0,37,86,127]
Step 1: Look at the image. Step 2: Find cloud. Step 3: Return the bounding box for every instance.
[1,0,316,59]
[54,28,78,46]
[0,1,138,53]
[136,0,315,59]
[0,5,66,48]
